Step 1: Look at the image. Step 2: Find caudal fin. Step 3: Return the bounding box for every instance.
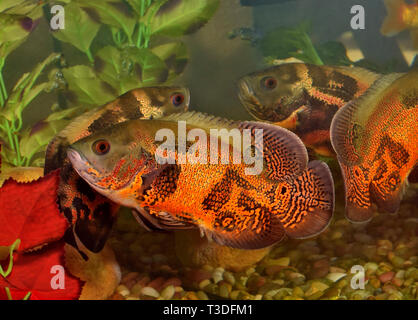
[381,0,408,36]
[278,160,335,239]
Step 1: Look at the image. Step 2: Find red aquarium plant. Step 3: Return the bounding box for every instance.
[0,166,83,300]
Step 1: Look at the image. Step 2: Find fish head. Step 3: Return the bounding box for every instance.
[131,86,191,119]
[237,64,308,126]
[67,124,156,207]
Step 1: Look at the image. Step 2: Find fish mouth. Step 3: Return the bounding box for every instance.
[66,148,105,190]
[237,78,266,120]
[67,148,143,193]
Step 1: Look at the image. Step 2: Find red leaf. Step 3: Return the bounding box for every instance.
[0,170,69,251]
[0,241,83,300]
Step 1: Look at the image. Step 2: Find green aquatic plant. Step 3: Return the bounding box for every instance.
[0,0,220,168]
[259,22,405,73]
[260,22,324,65]
[0,239,31,300]
[0,3,73,168]
[52,0,220,107]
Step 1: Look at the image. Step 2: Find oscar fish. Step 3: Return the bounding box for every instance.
[380,0,418,49]
[238,63,380,157]
[66,112,335,249]
[44,86,190,253]
[330,70,418,223]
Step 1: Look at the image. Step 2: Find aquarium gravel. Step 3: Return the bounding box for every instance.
[108,189,417,301]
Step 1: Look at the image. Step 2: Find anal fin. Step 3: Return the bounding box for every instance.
[133,207,194,231]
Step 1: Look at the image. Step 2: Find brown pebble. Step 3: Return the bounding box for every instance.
[147,277,166,291]
[162,277,182,289]
[136,275,151,287]
[265,265,286,276]
[391,277,403,287]
[121,272,140,285]
[309,258,330,279]
[379,271,395,283]
[186,269,212,284]
[110,293,125,300]
[247,275,266,292]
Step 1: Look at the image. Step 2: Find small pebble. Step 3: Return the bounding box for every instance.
[326,273,347,282]
[379,271,395,284]
[160,285,175,300]
[116,285,130,297]
[141,287,160,298]
[212,267,225,284]
[199,279,211,290]
[197,291,209,300]
[223,271,235,285]
[219,283,231,298]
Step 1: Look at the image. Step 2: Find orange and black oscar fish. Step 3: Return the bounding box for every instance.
[237,63,380,157]
[330,70,418,223]
[67,112,335,249]
[44,87,190,253]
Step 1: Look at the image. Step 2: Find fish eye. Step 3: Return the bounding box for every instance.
[92,139,111,155]
[262,77,277,90]
[171,93,185,107]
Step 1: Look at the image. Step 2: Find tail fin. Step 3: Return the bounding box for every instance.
[278,160,335,239]
[381,0,408,36]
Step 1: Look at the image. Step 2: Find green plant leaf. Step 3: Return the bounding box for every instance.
[315,41,352,66]
[76,0,137,43]
[125,0,146,16]
[19,106,85,165]
[0,0,27,13]
[127,47,169,85]
[62,65,117,106]
[151,41,188,82]
[94,46,168,95]
[1,0,45,18]
[1,53,60,122]
[260,23,324,65]
[145,0,220,37]
[0,13,36,58]
[52,3,100,56]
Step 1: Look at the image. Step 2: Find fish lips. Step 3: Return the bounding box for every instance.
[237,78,300,123]
[237,77,266,119]
[66,148,103,188]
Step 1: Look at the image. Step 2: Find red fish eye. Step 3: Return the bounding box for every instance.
[93,139,111,155]
[171,93,184,107]
[262,77,277,89]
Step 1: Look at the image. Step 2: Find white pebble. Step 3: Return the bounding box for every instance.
[116,285,130,297]
[212,267,225,284]
[141,286,160,298]
[326,272,347,282]
[160,285,175,300]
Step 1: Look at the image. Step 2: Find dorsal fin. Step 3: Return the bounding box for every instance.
[333,65,381,85]
[330,72,404,165]
[160,111,237,131]
[44,108,101,174]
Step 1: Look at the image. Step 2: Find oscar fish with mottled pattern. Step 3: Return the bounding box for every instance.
[67,112,335,249]
[237,63,380,157]
[331,70,418,223]
[44,86,190,253]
